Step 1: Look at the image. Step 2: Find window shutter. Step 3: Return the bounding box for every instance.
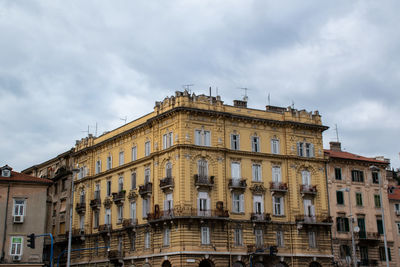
[297,142,300,156]
[310,143,314,157]
[345,218,349,232]
[239,194,244,212]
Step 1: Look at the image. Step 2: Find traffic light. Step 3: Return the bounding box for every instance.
[27,233,35,249]
[269,245,278,256]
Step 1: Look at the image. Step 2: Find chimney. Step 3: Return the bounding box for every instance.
[233,100,247,108]
[329,142,341,151]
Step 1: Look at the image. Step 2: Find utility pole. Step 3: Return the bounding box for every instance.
[66,167,80,267]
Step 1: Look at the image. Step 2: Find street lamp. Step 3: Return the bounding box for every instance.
[370,165,389,267]
[67,166,80,267]
[339,187,357,267]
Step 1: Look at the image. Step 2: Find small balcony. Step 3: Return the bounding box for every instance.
[90,192,101,209]
[122,218,138,230]
[270,181,288,193]
[146,205,229,222]
[295,215,333,225]
[160,177,174,191]
[250,212,271,222]
[228,179,247,191]
[300,184,317,196]
[98,224,112,234]
[194,174,214,189]
[72,228,85,237]
[112,190,126,204]
[357,232,380,243]
[75,202,86,214]
[139,183,152,197]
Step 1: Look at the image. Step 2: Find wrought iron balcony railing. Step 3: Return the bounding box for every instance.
[194,174,214,189]
[75,202,86,214]
[112,190,126,204]
[270,181,288,193]
[98,224,112,233]
[228,179,247,190]
[122,218,138,229]
[146,205,229,221]
[139,182,153,196]
[295,215,332,225]
[300,184,317,195]
[160,177,174,190]
[250,212,271,222]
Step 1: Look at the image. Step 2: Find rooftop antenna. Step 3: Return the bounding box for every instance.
[93,122,98,137]
[334,124,340,142]
[238,87,249,102]
[216,87,219,96]
[81,125,90,137]
[291,100,295,109]
[267,92,271,106]
[182,84,194,93]
[120,116,127,125]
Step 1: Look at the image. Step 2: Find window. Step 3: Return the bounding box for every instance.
[356,192,363,206]
[79,190,85,204]
[165,162,172,178]
[198,192,210,216]
[198,159,208,178]
[252,136,260,152]
[61,179,67,191]
[305,143,313,157]
[272,166,281,182]
[118,176,124,192]
[252,164,261,182]
[335,168,342,180]
[374,194,381,208]
[117,205,123,223]
[231,134,240,150]
[336,216,349,232]
[308,232,316,248]
[144,232,150,249]
[351,170,364,182]
[106,180,111,197]
[377,219,384,235]
[165,193,173,211]
[380,247,391,261]
[253,195,263,214]
[163,132,173,149]
[372,172,379,184]
[145,141,151,156]
[336,191,344,205]
[276,231,284,247]
[53,203,57,216]
[273,196,284,216]
[301,170,311,185]
[119,151,124,166]
[131,171,136,189]
[195,129,211,146]
[340,245,351,259]
[94,211,99,228]
[234,228,243,246]
[231,162,241,180]
[360,246,368,261]
[271,138,280,154]
[232,192,244,213]
[142,198,150,218]
[79,215,85,230]
[357,217,366,236]
[395,203,400,212]
[201,226,210,245]
[94,183,100,199]
[107,155,112,170]
[255,229,263,247]
[163,228,170,246]
[131,146,137,161]
[105,208,111,225]
[130,202,136,220]
[118,236,123,252]
[297,142,314,157]
[96,160,101,174]
[131,233,136,251]
[10,237,23,256]
[396,222,400,234]
[13,199,25,217]
[144,168,151,184]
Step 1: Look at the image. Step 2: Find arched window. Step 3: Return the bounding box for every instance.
[302,170,311,185]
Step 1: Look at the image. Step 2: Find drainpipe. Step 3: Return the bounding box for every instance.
[1,182,11,263]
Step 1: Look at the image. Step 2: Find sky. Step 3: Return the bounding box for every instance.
[0,0,399,171]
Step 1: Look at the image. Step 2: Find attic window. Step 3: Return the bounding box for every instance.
[2,169,11,177]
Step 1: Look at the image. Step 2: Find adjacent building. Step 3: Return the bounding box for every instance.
[325,142,394,266]
[386,169,400,266]
[66,91,332,267]
[0,165,52,266]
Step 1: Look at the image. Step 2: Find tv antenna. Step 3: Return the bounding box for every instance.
[267,92,271,106]
[291,100,295,109]
[238,87,250,101]
[120,116,127,125]
[334,124,340,142]
[182,84,194,93]
[81,125,90,137]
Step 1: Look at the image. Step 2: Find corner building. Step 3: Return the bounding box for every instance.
[71,91,331,267]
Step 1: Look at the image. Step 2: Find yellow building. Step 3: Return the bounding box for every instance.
[70,91,331,267]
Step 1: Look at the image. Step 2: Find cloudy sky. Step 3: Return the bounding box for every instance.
[1,0,399,171]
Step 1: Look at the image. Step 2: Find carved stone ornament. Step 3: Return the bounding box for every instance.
[103,197,112,208]
[128,190,138,201]
[249,184,266,194]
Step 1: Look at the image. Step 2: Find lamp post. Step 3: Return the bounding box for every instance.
[339,187,357,267]
[66,167,80,267]
[370,165,389,267]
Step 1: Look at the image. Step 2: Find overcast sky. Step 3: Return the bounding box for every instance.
[1,0,399,171]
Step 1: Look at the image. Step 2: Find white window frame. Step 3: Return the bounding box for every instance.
[234,228,243,246]
[144,232,150,249]
[131,146,137,161]
[131,171,136,189]
[118,176,124,192]
[94,211,99,228]
[142,198,150,218]
[252,136,260,152]
[232,192,244,213]
[106,180,112,197]
[117,205,123,223]
[144,168,151,184]
[105,208,111,225]
[308,231,316,248]
[107,156,112,170]
[231,162,241,180]
[10,236,23,256]
[13,199,25,216]
[145,141,151,156]
[271,138,280,154]
[272,166,281,182]
[79,215,85,230]
[198,159,208,177]
[201,226,210,245]
[273,196,284,216]
[302,170,311,185]
[198,192,210,216]
[165,162,172,178]
[130,202,136,220]
[252,163,261,182]
[231,134,240,150]
[96,160,101,174]
[195,129,211,146]
[163,228,170,246]
[253,195,264,214]
[276,231,284,247]
[165,193,173,210]
[255,229,263,247]
[119,151,124,166]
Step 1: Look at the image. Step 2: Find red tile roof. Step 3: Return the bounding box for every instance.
[0,171,52,185]
[324,149,388,164]
[388,186,400,200]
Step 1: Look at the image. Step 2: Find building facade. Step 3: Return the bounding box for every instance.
[325,142,394,266]
[386,169,400,266]
[0,165,52,266]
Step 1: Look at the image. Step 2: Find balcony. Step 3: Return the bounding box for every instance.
[139,182,152,197]
[228,179,247,191]
[295,215,333,226]
[300,184,317,196]
[357,232,380,244]
[90,192,101,209]
[359,259,378,266]
[75,202,86,214]
[98,224,112,234]
[108,250,124,261]
[112,190,126,204]
[247,244,268,254]
[72,228,85,237]
[270,181,288,193]
[122,218,138,230]
[250,212,271,222]
[160,177,174,191]
[194,174,214,190]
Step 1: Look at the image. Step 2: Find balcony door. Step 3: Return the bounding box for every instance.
[303,199,315,222]
[198,192,210,216]
[231,162,241,185]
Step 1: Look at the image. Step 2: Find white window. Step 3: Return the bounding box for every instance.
[255,229,263,247]
[95,183,100,199]
[10,237,23,256]
[94,211,99,228]
[198,192,210,216]
[272,166,281,182]
[13,199,25,216]
[96,160,101,174]
[253,195,263,214]
[118,176,124,192]
[231,134,240,150]
[305,143,314,157]
[119,151,124,166]
[276,231,284,247]
[144,232,150,249]
[142,198,150,218]
[117,205,123,223]
[231,162,241,180]
[252,164,261,182]
[302,170,311,185]
[145,141,151,156]
[232,192,244,213]
[131,233,136,251]
[79,215,85,230]
[118,236,123,252]
[131,171,136,189]
[297,142,314,157]
[163,228,170,246]
[201,226,210,245]
[106,180,111,196]
[252,136,260,152]
[131,146,137,161]
[234,228,243,246]
[308,231,316,248]
[107,155,112,170]
[303,199,315,217]
[198,159,208,177]
[271,139,280,154]
[195,129,211,146]
[166,162,172,178]
[144,168,151,184]
[395,204,400,213]
[105,208,111,225]
[165,193,173,210]
[273,196,284,216]
[163,134,167,149]
[163,132,174,149]
[130,202,136,220]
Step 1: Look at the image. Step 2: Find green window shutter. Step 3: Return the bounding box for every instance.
[344,218,349,232]
[337,191,344,205]
[377,219,384,235]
